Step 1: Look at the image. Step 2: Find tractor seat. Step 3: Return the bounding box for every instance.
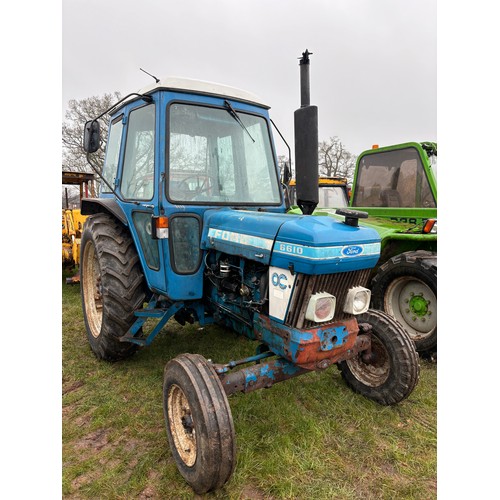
[380,189,402,207]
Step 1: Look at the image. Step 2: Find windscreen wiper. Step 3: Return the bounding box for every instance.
[224,100,255,143]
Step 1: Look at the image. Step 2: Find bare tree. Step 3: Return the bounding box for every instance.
[318,136,357,182]
[62,92,122,205]
[62,92,122,174]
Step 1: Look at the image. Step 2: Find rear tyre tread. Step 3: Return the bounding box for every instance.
[81,213,146,361]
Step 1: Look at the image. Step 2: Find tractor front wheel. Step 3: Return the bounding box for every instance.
[338,309,420,405]
[371,250,437,354]
[80,213,146,361]
[163,353,236,494]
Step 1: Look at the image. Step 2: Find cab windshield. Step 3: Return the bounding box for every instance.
[353,147,436,208]
[167,103,281,205]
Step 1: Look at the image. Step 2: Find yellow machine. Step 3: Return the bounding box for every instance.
[288,176,351,207]
[62,171,95,283]
[62,208,87,269]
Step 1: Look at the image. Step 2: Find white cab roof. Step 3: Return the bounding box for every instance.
[137,76,269,109]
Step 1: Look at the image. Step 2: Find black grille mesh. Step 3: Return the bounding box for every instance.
[285,268,372,329]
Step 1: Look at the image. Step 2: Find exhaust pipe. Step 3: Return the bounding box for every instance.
[294,49,318,215]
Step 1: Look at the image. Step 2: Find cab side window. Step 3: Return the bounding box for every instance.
[101,116,123,193]
[121,104,155,200]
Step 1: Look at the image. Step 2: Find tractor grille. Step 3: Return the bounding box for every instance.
[285,268,372,329]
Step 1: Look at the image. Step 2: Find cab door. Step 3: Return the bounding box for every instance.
[117,101,168,293]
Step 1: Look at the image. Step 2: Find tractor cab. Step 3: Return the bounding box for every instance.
[83,78,285,299]
[351,142,437,220]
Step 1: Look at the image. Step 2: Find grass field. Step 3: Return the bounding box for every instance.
[62,271,437,499]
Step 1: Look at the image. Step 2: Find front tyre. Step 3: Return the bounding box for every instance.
[163,354,236,494]
[371,250,437,353]
[338,309,420,405]
[80,213,146,361]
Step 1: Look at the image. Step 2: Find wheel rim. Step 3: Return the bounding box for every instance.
[82,241,103,338]
[384,276,437,341]
[345,335,390,387]
[168,384,197,467]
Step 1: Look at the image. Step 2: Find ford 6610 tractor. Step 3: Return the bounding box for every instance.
[80,51,419,494]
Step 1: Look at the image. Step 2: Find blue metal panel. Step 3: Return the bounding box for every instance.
[271,215,381,274]
[201,208,381,274]
[201,209,290,263]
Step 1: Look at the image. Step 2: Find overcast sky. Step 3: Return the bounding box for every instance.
[62,0,437,158]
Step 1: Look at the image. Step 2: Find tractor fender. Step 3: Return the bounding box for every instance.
[81,198,128,227]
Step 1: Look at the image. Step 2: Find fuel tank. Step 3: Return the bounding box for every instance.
[201,209,381,274]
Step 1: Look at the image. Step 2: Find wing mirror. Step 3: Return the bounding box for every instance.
[282,161,292,186]
[83,120,101,153]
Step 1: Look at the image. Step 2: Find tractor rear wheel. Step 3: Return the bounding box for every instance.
[338,309,420,405]
[80,213,146,361]
[371,250,437,354]
[163,353,236,494]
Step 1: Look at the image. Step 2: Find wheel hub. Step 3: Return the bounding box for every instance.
[346,336,390,387]
[168,384,197,466]
[181,414,194,433]
[385,277,437,340]
[409,294,428,316]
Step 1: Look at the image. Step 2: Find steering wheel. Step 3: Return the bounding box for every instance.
[176,175,215,199]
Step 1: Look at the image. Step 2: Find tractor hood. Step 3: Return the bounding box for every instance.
[201,209,381,274]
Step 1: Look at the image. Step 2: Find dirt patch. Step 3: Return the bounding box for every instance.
[73,413,93,428]
[138,470,161,499]
[70,468,101,492]
[138,486,158,499]
[239,485,273,499]
[62,405,74,418]
[75,429,110,452]
[63,380,85,395]
[122,437,143,453]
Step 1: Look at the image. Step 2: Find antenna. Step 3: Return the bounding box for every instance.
[140,68,160,83]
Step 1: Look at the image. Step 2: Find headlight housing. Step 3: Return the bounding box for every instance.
[305,292,336,322]
[343,286,371,315]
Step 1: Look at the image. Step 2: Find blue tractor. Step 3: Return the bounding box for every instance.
[80,51,419,494]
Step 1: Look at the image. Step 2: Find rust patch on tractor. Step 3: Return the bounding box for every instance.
[257,315,367,370]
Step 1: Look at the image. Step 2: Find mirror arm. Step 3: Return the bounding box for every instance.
[92,93,153,124]
[270,118,292,172]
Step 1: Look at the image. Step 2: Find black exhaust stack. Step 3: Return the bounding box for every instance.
[294,49,318,215]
